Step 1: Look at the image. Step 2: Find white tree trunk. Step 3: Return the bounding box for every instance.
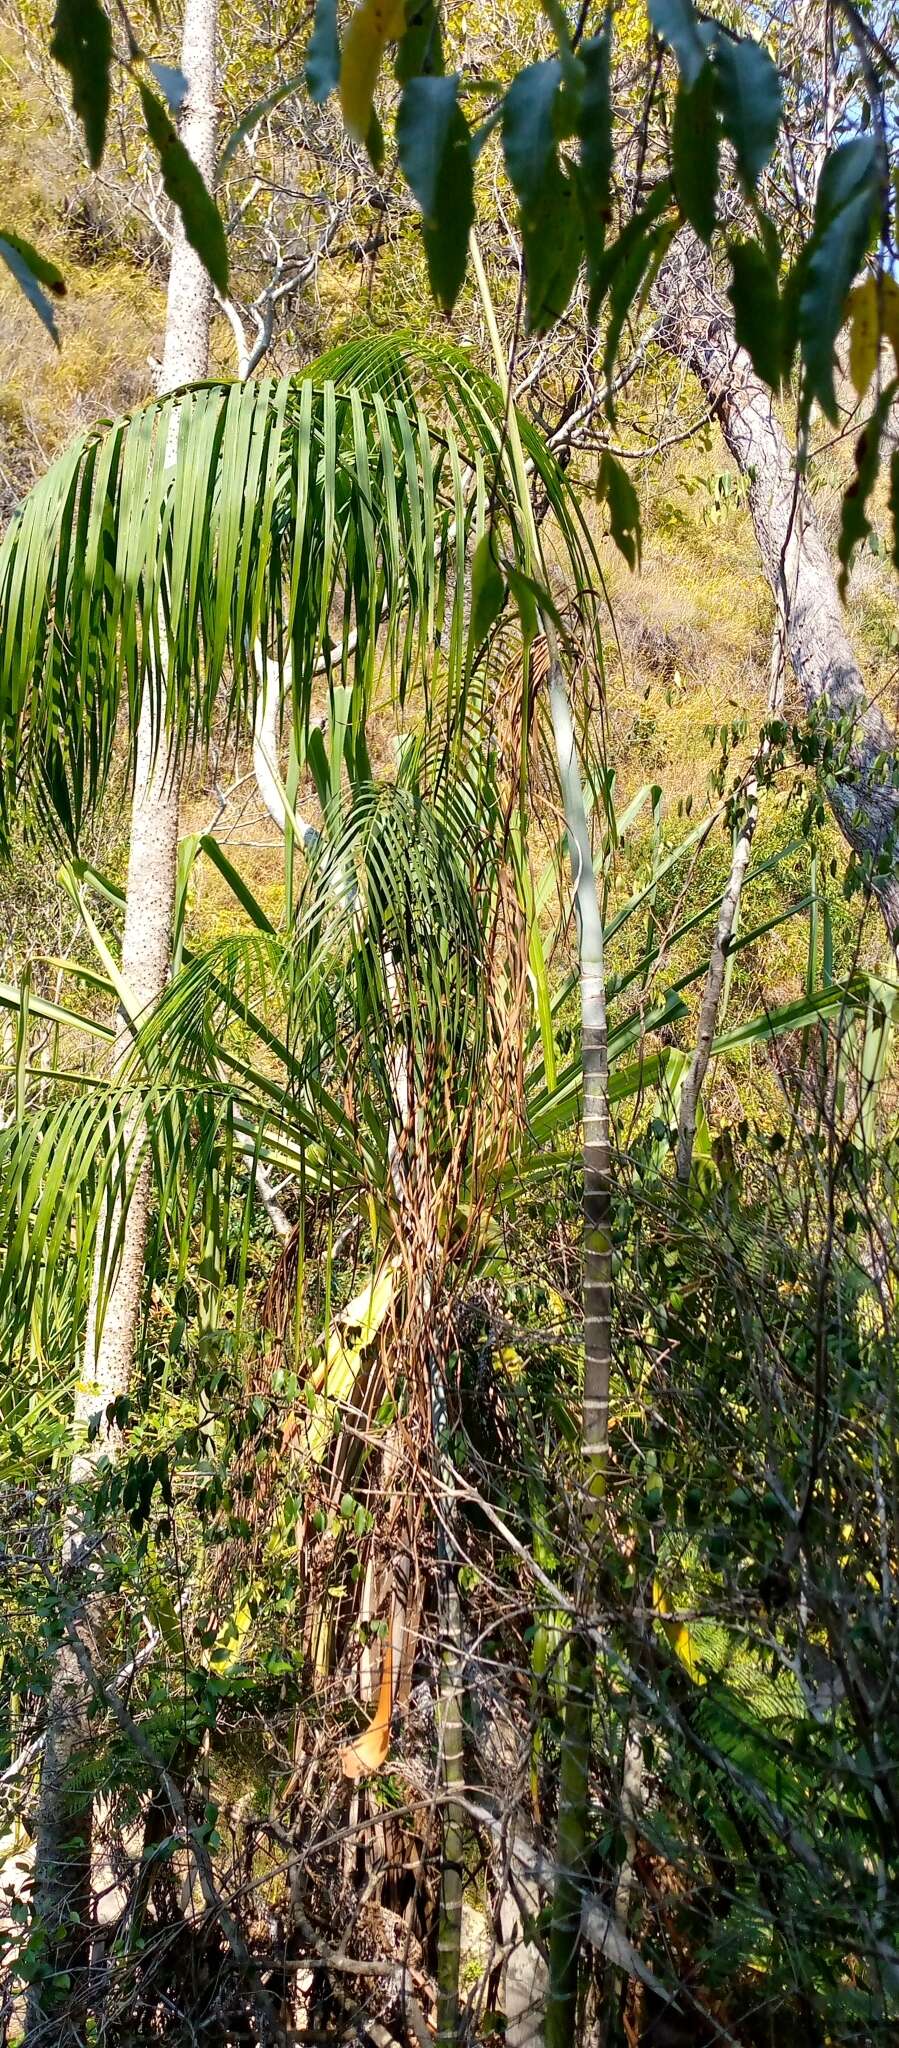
[25,7,218,2032]
[659,242,899,955]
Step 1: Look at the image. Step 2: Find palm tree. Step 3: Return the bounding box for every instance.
[0,328,605,2029]
[0,324,871,2036]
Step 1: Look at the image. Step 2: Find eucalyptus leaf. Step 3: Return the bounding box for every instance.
[648,0,707,90]
[396,75,473,310]
[49,0,112,168]
[728,240,782,389]
[713,32,782,191]
[139,82,229,296]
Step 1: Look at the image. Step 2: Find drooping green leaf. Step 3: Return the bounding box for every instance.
[672,62,719,243]
[648,0,707,89]
[0,236,62,346]
[396,75,473,310]
[139,83,229,297]
[713,32,782,191]
[502,59,561,201]
[601,205,674,396]
[50,0,112,168]
[218,69,307,176]
[588,176,673,328]
[395,0,444,82]
[598,450,641,569]
[799,137,880,422]
[306,0,341,103]
[365,104,385,169]
[470,530,506,645]
[502,61,582,331]
[576,33,612,290]
[838,378,899,596]
[727,239,782,389]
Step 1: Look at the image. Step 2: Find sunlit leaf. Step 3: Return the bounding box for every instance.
[598,450,641,569]
[649,0,707,89]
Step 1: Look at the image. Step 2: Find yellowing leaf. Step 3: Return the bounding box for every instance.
[339,0,405,142]
[881,274,899,376]
[305,1262,397,1460]
[847,277,879,399]
[653,1576,705,1684]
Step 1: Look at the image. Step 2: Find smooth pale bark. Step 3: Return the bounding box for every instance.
[25,7,218,2033]
[659,247,899,955]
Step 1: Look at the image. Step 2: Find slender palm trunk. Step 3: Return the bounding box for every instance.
[545,668,611,2048]
[25,9,218,2034]
[469,234,612,2048]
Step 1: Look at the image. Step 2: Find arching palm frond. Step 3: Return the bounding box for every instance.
[0,337,602,853]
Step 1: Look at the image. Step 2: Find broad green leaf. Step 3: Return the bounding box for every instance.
[672,63,719,243]
[470,531,506,645]
[502,59,560,201]
[0,237,63,345]
[139,84,229,296]
[598,450,641,569]
[396,75,473,311]
[727,240,782,389]
[799,138,880,422]
[648,0,706,90]
[50,0,112,168]
[576,33,612,289]
[838,377,898,596]
[219,69,307,175]
[713,32,781,191]
[395,0,444,81]
[306,0,341,103]
[502,60,583,331]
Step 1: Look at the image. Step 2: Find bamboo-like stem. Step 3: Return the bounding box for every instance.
[470,232,612,2048]
[427,1334,466,2048]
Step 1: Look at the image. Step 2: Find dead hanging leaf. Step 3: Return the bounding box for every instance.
[339,0,405,143]
[847,274,899,399]
[847,277,879,399]
[340,1628,394,1779]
